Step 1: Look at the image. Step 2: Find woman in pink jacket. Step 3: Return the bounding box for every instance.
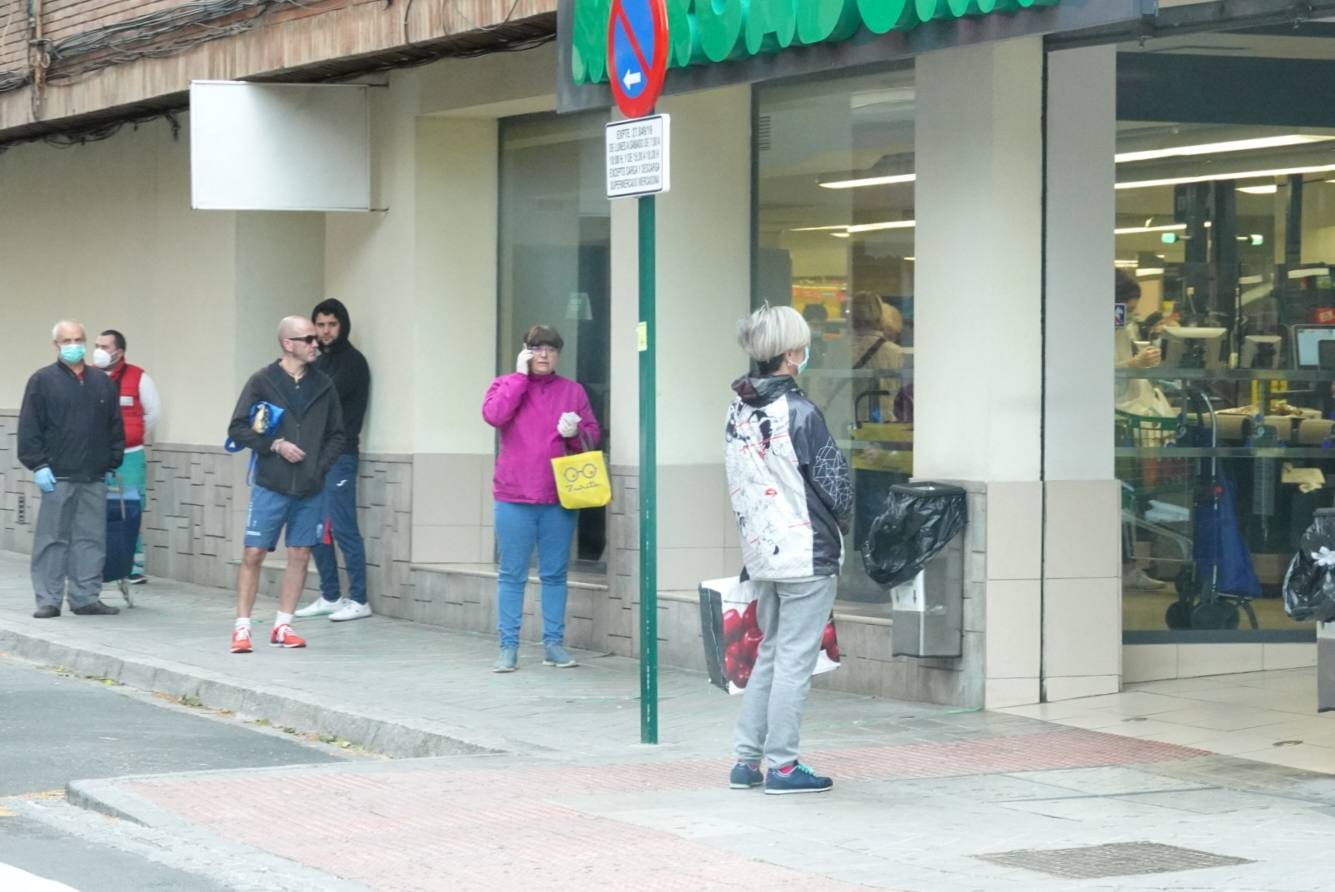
[482,324,601,673]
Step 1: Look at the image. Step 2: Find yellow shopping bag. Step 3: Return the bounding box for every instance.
[551,449,612,509]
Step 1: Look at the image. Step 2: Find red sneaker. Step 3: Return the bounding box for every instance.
[231,626,253,654]
[270,623,306,649]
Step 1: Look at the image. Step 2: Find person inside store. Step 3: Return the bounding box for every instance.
[1115,270,1173,592]
[481,324,601,674]
[724,303,853,795]
[846,291,908,552]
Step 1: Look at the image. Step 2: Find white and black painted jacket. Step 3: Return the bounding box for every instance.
[724,374,853,580]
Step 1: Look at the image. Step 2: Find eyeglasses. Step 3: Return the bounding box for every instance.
[529,345,559,355]
[286,335,319,345]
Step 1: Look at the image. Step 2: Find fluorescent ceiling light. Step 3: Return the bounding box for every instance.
[1136,267,1166,277]
[819,173,916,190]
[1118,163,1335,191]
[1238,184,1278,195]
[1288,266,1330,279]
[845,219,916,234]
[1114,259,1138,268]
[789,224,852,232]
[830,232,851,239]
[1114,223,1186,235]
[904,256,915,262]
[1115,134,1335,164]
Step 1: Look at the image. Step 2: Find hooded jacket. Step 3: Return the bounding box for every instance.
[311,298,371,456]
[482,372,601,505]
[725,374,852,580]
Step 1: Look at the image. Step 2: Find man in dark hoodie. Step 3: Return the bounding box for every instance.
[296,298,373,623]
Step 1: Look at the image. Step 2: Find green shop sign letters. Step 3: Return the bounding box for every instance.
[572,0,1059,84]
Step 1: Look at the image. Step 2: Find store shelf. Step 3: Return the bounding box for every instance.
[1116,368,1334,382]
[1115,447,1335,459]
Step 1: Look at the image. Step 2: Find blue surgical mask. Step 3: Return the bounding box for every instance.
[797,346,810,374]
[59,344,86,365]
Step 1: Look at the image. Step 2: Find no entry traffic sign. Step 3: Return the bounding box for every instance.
[607,0,668,119]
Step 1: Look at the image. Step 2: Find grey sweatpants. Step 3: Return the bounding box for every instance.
[733,574,839,770]
[31,480,107,610]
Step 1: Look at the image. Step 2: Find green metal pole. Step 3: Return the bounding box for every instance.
[639,193,658,745]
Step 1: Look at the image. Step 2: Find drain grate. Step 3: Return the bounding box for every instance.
[976,842,1252,879]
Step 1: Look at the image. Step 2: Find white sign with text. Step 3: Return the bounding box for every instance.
[606,115,670,200]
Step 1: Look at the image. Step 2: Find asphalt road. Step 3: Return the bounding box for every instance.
[0,656,345,891]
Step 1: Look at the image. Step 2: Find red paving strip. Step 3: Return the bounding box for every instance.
[124,728,1203,890]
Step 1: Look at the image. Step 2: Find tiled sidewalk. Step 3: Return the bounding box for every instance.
[999,668,1335,774]
[6,549,1335,890]
[75,727,1335,892]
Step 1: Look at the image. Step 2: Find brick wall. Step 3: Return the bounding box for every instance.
[0,0,558,135]
[0,1,26,76]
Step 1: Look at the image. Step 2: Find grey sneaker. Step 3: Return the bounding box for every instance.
[543,643,577,668]
[493,646,518,673]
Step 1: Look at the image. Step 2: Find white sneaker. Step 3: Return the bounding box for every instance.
[1123,569,1168,591]
[295,597,343,618]
[330,600,372,622]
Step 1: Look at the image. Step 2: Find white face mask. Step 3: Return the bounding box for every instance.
[92,347,115,369]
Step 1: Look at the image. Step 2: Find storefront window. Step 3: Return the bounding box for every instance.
[1115,92,1332,639]
[754,68,915,603]
[498,111,611,564]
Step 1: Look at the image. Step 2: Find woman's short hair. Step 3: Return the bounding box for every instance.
[850,291,884,332]
[523,324,564,351]
[1114,269,1141,304]
[737,304,811,371]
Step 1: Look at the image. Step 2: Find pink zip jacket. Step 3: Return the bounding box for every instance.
[482,372,602,505]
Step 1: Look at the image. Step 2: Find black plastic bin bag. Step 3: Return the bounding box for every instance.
[861,482,968,587]
[1282,508,1335,623]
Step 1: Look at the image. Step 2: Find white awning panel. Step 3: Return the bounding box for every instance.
[190,81,371,212]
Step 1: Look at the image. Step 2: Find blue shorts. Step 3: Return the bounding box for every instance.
[244,485,324,550]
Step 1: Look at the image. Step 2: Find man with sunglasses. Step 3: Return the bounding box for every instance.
[226,316,345,654]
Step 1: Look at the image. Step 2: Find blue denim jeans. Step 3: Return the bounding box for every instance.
[312,453,368,604]
[494,500,577,648]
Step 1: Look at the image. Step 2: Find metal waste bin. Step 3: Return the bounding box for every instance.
[861,481,968,659]
[891,531,964,658]
[1321,620,1335,713]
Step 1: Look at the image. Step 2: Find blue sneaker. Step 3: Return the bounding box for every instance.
[543,643,577,668]
[492,646,518,673]
[764,762,832,795]
[729,762,763,789]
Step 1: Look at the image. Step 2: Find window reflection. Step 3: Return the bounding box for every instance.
[499,112,611,565]
[1115,118,1333,637]
[755,68,916,604]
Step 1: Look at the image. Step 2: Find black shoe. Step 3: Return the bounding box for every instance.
[128,574,147,585]
[71,600,120,616]
[32,606,60,619]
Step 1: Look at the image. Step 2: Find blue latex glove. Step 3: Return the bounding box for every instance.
[34,468,55,493]
[105,471,117,488]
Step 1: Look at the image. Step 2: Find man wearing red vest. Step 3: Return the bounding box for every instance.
[93,330,162,583]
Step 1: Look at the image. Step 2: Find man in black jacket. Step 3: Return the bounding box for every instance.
[296,298,373,623]
[18,320,126,618]
[227,316,345,654]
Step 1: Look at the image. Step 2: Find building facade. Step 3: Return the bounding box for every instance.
[2,0,1332,708]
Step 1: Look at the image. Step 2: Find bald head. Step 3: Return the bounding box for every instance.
[277,314,319,369]
[277,316,314,341]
